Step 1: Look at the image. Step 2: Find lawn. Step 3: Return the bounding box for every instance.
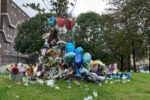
[0,73,150,100]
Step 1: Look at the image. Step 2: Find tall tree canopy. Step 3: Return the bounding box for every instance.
[105,0,150,72]
[15,14,52,57]
[76,12,116,64]
[76,12,102,59]
[23,0,75,16]
[50,0,74,16]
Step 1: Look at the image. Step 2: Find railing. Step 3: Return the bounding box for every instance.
[0,55,28,65]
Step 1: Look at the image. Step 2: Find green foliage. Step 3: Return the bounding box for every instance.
[76,12,101,59]
[76,12,114,63]
[50,0,74,16]
[23,3,45,13]
[14,13,53,56]
[104,0,150,71]
[23,0,75,16]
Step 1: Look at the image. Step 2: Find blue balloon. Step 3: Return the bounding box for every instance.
[75,53,82,64]
[75,47,83,54]
[65,42,75,53]
[82,52,91,68]
[48,16,55,26]
[63,52,75,65]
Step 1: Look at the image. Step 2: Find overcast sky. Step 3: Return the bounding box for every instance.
[12,0,109,17]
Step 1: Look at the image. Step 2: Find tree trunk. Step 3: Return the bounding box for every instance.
[132,42,137,72]
[120,55,124,71]
[127,53,131,72]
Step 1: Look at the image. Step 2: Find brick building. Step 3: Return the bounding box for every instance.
[0,0,30,65]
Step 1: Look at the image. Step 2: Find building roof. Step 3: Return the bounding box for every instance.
[11,0,30,18]
[0,0,30,43]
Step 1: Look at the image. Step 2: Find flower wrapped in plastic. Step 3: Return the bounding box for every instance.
[44,39,49,48]
[9,66,21,81]
[11,67,19,74]
[47,49,57,56]
[95,60,106,67]
[72,23,80,36]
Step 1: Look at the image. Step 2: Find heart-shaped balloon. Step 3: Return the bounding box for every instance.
[56,17,65,28]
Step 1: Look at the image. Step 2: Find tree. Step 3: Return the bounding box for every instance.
[76,12,114,63]
[23,3,45,13]
[23,0,75,16]
[76,12,101,59]
[50,0,74,16]
[102,15,131,71]
[119,0,150,72]
[105,0,150,72]
[15,13,52,58]
[133,0,150,73]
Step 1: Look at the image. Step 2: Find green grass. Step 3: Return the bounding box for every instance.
[0,73,150,100]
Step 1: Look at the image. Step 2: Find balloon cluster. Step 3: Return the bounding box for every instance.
[46,15,91,78]
[63,42,92,78]
[47,16,80,48]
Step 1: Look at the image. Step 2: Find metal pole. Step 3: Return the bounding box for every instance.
[0,0,1,26]
[17,52,18,64]
[2,55,3,65]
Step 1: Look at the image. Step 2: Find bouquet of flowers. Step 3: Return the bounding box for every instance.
[8,65,21,81]
[11,67,19,74]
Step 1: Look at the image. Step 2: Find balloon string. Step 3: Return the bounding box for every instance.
[46,0,52,7]
[69,0,78,16]
[42,0,51,11]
